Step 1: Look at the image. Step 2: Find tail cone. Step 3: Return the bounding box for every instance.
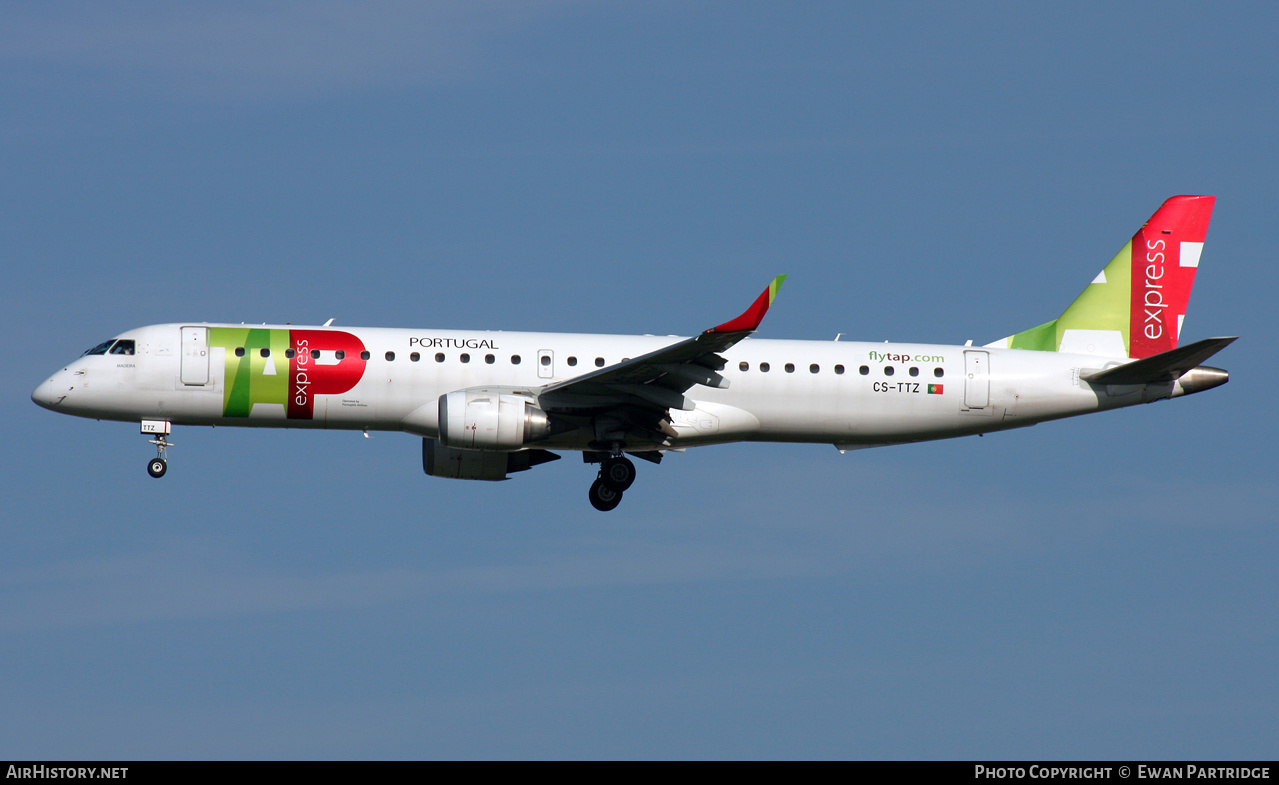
[1177,366,1229,396]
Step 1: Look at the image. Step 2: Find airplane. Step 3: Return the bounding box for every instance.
[33,195,1234,511]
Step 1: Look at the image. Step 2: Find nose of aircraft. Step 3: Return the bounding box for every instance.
[32,373,64,410]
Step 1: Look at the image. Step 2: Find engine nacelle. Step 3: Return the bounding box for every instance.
[422,439,560,481]
[438,390,552,451]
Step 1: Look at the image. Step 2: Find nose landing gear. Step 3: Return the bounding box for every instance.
[147,455,168,478]
[588,454,636,511]
[141,420,172,479]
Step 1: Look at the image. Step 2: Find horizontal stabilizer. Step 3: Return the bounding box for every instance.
[1080,337,1236,385]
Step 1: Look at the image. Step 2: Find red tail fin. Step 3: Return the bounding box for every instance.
[1129,195,1214,358]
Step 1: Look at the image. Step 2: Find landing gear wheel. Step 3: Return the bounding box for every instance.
[601,456,636,492]
[589,478,623,511]
[145,427,173,478]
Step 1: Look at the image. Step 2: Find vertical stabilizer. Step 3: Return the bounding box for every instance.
[987,195,1215,358]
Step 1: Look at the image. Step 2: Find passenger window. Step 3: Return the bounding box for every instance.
[884,366,895,376]
[595,357,605,368]
[760,362,771,372]
[410,352,420,362]
[511,355,521,365]
[435,353,445,363]
[235,347,245,357]
[485,354,495,364]
[859,366,869,375]
[934,367,944,378]
[810,364,819,374]
[385,351,395,361]
[285,349,296,359]
[260,348,270,358]
[540,355,551,366]
[567,356,578,367]
[82,340,115,356]
[785,363,795,373]
[909,366,919,377]
[109,340,136,355]
[739,361,749,372]
[835,364,845,375]
[335,350,345,360]
[360,351,370,360]
[310,350,320,359]
[460,353,470,363]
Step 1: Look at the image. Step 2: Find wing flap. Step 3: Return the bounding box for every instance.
[651,363,728,389]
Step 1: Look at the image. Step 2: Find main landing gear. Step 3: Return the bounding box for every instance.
[588,455,636,512]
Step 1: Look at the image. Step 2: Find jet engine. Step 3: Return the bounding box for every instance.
[422,438,560,481]
[438,390,553,450]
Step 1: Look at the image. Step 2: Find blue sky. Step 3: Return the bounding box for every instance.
[3,2,1276,759]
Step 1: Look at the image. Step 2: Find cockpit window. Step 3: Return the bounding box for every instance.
[82,340,115,356]
[108,340,135,355]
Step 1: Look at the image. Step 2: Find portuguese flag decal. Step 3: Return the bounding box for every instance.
[927,384,943,395]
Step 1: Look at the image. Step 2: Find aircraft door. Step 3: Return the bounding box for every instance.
[537,350,554,379]
[181,326,209,386]
[963,350,989,409]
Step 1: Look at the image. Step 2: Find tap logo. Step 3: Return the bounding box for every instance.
[209,328,367,419]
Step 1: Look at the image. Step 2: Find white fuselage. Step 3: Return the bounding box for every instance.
[33,322,1187,451]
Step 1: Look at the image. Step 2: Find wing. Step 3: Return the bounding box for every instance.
[536,275,786,451]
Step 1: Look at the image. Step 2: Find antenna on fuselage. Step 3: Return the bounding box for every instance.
[323,318,335,327]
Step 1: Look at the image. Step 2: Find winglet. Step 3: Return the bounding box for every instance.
[707,275,787,334]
